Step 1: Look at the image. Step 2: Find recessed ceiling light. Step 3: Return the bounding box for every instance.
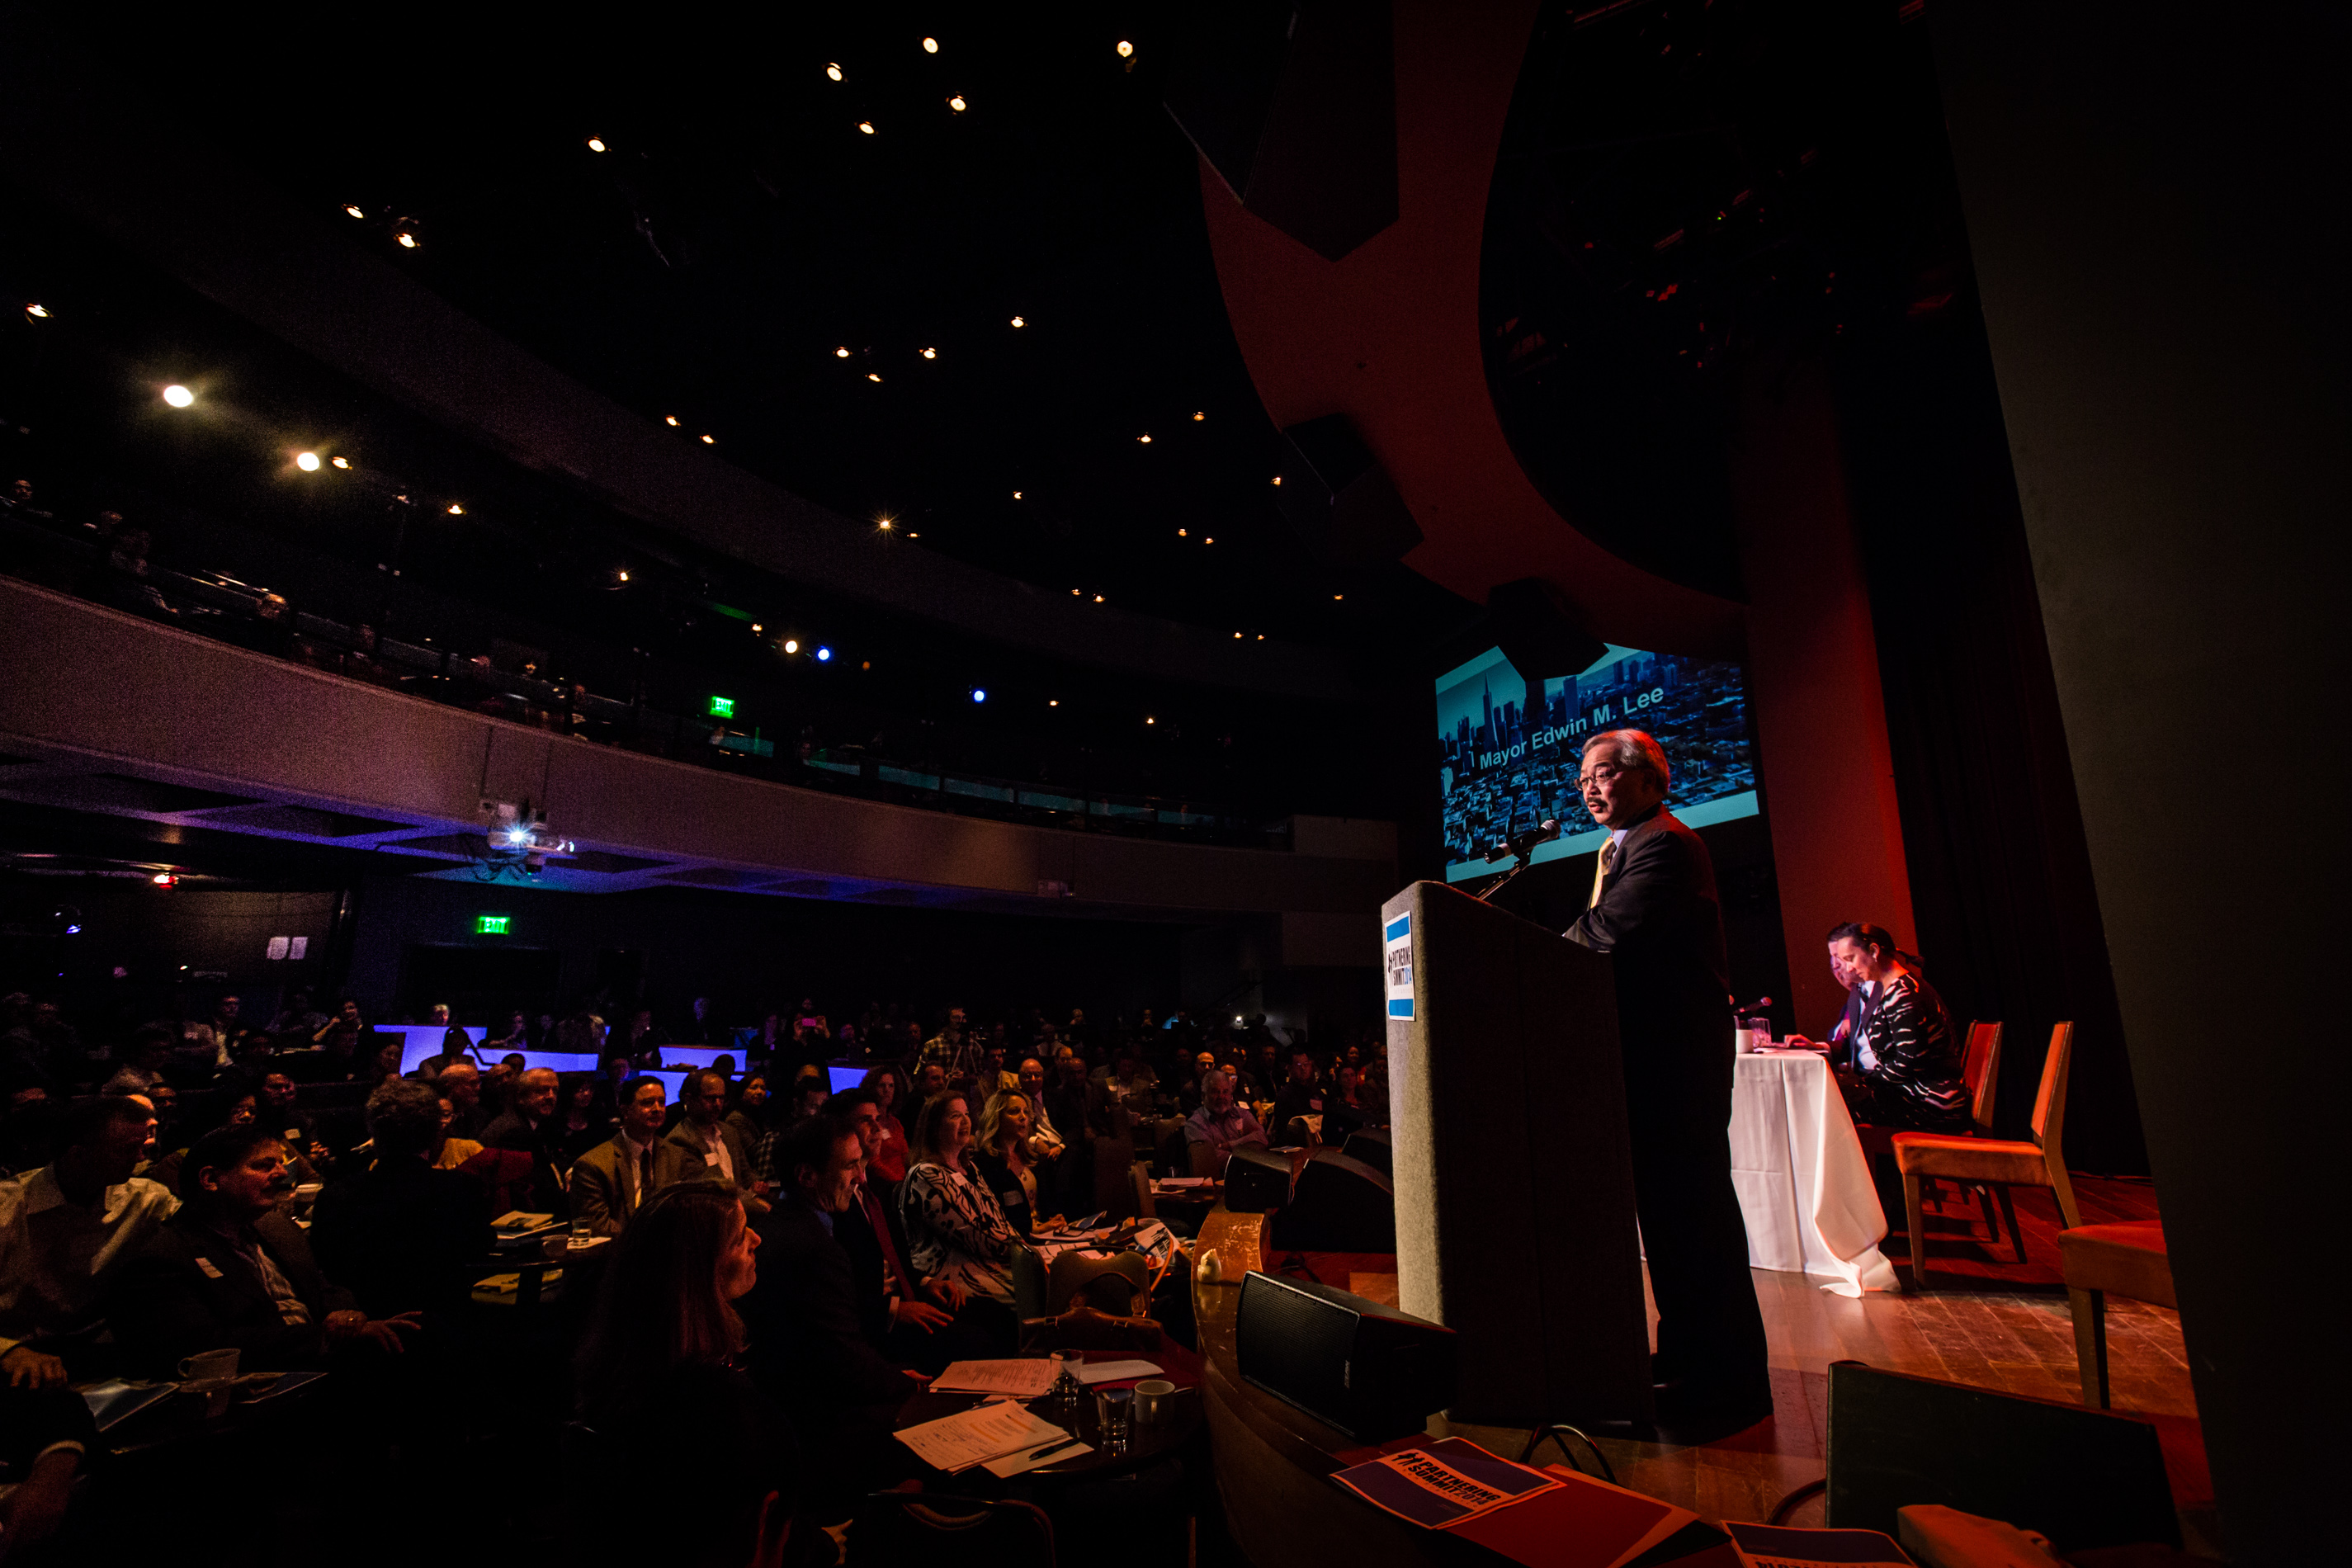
[330,456,351,469]
[701,433,716,444]
[947,95,966,112]
[867,372,882,383]
[162,385,194,408]
[922,36,938,53]
[618,571,630,582]
[665,414,680,425]
[1193,411,1205,421]
[25,303,50,319]
[835,347,850,358]
[447,503,465,515]
[1334,593,1344,601]
[1010,315,1025,328]
[1204,536,1214,544]
[921,347,937,359]
[295,452,321,471]
[1049,699,1059,707]
[751,623,763,633]
[877,518,894,531]
[1177,528,1187,536]
[1070,588,1080,596]
[1255,633,1263,640]
[857,120,876,135]
[1233,631,1241,639]
[1093,594,1105,603]
[586,137,607,153]
[826,62,843,81]
[783,639,798,653]
[395,231,418,248]
[1117,40,1135,58]
[1013,491,1023,499]
[342,205,366,220]
[1271,475,1282,485]
[1138,433,1151,444]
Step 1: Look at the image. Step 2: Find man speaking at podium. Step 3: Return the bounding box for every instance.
[1565,730,1772,1431]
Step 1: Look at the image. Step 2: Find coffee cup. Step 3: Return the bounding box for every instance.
[178,1348,239,1382]
[1132,1378,1180,1425]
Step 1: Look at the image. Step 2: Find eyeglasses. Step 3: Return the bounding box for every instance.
[1576,764,1626,790]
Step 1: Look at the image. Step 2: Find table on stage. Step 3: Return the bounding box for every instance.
[1728,1046,1899,1296]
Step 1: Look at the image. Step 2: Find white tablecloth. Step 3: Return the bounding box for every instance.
[1729,1049,1899,1296]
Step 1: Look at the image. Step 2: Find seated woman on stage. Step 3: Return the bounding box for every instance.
[1827,922,1970,1134]
[969,1089,1058,1237]
[898,1093,1024,1306]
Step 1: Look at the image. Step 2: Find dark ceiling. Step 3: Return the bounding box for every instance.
[74,2,1453,645]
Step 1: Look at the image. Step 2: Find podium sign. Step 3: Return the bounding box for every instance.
[1383,880,1653,1429]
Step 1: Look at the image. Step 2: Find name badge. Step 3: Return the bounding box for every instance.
[196,1257,224,1279]
[705,1152,721,1166]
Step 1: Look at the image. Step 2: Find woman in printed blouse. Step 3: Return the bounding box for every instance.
[1828,922,1970,1134]
[898,1091,1024,1306]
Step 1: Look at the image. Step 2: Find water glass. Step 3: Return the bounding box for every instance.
[1094,1386,1134,1455]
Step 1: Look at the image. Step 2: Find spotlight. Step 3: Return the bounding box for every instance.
[1145,716,1155,725]
[151,871,178,887]
[1013,490,1023,499]
[617,571,630,582]
[342,205,365,220]
[971,687,986,703]
[922,36,938,53]
[947,95,966,112]
[867,372,882,383]
[1093,594,1104,603]
[331,456,351,470]
[295,451,321,471]
[446,503,465,515]
[877,518,895,531]
[162,385,194,408]
[1010,315,1025,328]
[1193,411,1205,421]
[1233,631,1241,638]
[24,303,49,319]
[701,433,716,444]
[395,230,418,248]
[1204,536,1214,544]
[1177,528,1187,536]
[783,639,799,653]
[826,62,843,81]
[1271,475,1282,484]
[666,414,681,424]
[1334,593,1344,601]
[1049,699,1060,707]
[1117,40,1135,58]
[834,347,850,358]
[1138,433,1151,443]
[815,645,834,662]
[1070,588,1080,596]
[751,623,763,633]
[920,347,937,359]
[857,120,876,135]
[586,136,607,153]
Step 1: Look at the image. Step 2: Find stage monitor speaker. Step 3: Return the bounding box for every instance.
[1273,413,1424,568]
[1270,1150,1395,1252]
[1161,0,1398,262]
[1826,1362,2178,1551]
[1223,1144,1293,1213]
[1488,578,1607,681]
[1236,1270,1457,1442]
[1339,1127,1391,1175]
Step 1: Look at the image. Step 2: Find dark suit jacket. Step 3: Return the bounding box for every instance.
[568,1134,701,1235]
[114,1210,357,1374]
[479,1111,566,1211]
[310,1155,491,1319]
[1566,807,1733,1108]
[966,1149,1037,1237]
[744,1200,914,1415]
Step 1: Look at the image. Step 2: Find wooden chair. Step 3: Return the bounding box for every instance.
[1129,1159,1158,1220]
[1859,1021,2003,1223]
[1185,1140,1225,1178]
[2058,1221,2174,1408]
[1892,1023,2079,1290]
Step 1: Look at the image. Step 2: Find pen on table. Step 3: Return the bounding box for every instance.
[1023,1436,1085,1464]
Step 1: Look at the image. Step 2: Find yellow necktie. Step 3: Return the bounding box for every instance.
[1589,838,1617,910]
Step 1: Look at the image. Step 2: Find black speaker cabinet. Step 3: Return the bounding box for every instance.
[1339,1127,1392,1175]
[1271,1150,1395,1252]
[1236,1271,1457,1442]
[1224,1144,1293,1213]
[1827,1362,2178,1551]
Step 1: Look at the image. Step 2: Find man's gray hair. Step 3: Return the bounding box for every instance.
[1581,729,1671,788]
[366,1074,445,1157]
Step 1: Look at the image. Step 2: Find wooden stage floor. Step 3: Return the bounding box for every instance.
[1347,1175,2218,1559]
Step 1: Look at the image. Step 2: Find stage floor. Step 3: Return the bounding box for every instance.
[1352,1175,2217,1558]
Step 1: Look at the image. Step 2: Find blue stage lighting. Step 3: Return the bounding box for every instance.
[815,645,834,663]
[971,688,987,703]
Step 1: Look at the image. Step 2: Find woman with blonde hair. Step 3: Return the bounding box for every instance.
[970,1089,1057,1237]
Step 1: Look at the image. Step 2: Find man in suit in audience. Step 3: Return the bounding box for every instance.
[112,1123,418,1374]
[479,1067,566,1212]
[1566,729,1770,1433]
[667,1068,765,1212]
[568,1076,698,1235]
[745,1116,921,1510]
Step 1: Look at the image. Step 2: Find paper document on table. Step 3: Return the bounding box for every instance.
[1721,1522,1915,1566]
[894,1400,1068,1473]
[1332,1438,1562,1528]
[928,1358,1060,1398]
[78,1380,175,1431]
[1074,1358,1162,1384]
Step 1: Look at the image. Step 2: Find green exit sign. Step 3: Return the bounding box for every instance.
[475,914,511,935]
[708,695,735,718]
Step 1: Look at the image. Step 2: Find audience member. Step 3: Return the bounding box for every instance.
[311,999,366,1068]
[970,1090,1055,1236]
[0,1097,174,1381]
[481,1065,566,1211]
[745,1115,921,1512]
[267,987,326,1046]
[1272,1046,1326,1136]
[1183,1071,1269,1169]
[101,1027,172,1096]
[669,1068,765,1211]
[113,1124,418,1374]
[555,1074,615,1164]
[436,1062,486,1137]
[181,994,241,1068]
[1013,1057,1066,1159]
[574,1183,817,1566]
[569,1076,698,1236]
[311,1078,492,1321]
[899,1091,1023,1307]
[725,1072,769,1149]
[258,1072,336,1170]
[853,1067,910,1186]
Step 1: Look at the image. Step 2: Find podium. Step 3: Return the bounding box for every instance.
[1382,880,1653,1429]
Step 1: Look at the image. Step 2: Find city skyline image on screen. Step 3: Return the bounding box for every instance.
[1435,643,1759,882]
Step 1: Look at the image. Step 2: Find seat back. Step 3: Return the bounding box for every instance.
[1186,1140,1225,1178]
[1962,1022,2004,1137]
[1129,1159,1157,1220]
[1011,1244,1048,1321]
[2029,1023,2075,1164]
[848,1491,1055,1566]
[1046,1249,1150,1317]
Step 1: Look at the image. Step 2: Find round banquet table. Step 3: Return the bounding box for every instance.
[892,1346,1204,1486]
[1728,1047,1901,1296]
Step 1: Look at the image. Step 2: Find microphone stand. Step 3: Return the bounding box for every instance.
[1471,819,1562,904]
